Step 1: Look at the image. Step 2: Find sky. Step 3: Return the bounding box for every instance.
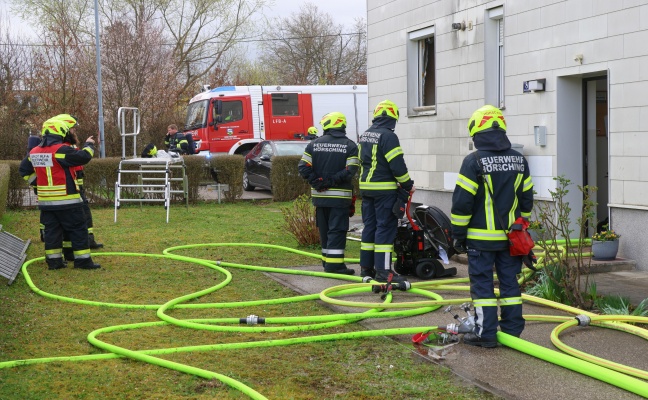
[0,0,367,39]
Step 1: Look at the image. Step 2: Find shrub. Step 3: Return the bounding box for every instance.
[0,163,9,218]
[206,155,244,202]
[281,194,319,247]
[271,155,310,202]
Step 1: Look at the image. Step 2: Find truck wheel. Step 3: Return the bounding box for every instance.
[243,171,255,191]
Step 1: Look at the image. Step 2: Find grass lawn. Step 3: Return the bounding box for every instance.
[0,201,497,399]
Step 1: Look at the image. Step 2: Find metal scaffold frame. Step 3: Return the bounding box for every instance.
[114,107,188,223]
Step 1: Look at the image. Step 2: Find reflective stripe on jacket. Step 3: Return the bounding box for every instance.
[358,121,413,196]
[451,149,534,251]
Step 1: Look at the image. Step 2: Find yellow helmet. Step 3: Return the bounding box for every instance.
[41,118,70,137]
[320,112,346,131]
[53,114,78,129]
[373,100,399,120]
[307,126,318,135]
[467,105,507,137]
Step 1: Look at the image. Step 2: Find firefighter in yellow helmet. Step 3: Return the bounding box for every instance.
[306,126,318,139]
[54,114,104,253]
[298,112,359,275]
[357,100,414,290]
[451,105,534,347]
[19,116,101,270]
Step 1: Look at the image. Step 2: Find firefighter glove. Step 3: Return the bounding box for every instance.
[453,239,468,254]
[310,177,329,192]
[392,198,406,219]
[522,250,538,271]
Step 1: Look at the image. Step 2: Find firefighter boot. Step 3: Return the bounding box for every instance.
[374,269,411,291]
[74,257,101,270]
[88,234,104,249]
[46,258,66,270]
[462,332,498,348]
[360,267,376,279]
[324,264,356,275]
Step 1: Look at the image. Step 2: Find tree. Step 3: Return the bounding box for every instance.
[0,15,38,160]
[259,3,366,85]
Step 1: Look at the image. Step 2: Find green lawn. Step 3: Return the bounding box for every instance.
[0,201,496,400]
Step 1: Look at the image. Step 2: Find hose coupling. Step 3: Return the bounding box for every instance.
[239,315,266,325]
[575,314,591,326]
[362,276,374,284]
[396,281,411,291]
[445,324,460,335]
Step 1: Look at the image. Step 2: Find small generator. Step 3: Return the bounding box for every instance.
[393,202,458,280]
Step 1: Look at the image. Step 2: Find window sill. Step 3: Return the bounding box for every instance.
[409,106,437,117]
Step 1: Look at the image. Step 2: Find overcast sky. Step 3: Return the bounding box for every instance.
[0,0,366,39]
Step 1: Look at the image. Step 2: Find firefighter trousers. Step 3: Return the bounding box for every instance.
[467,248,525,339]
[316,206,349,271]
[360,192,398,274]
[41,206,91,265]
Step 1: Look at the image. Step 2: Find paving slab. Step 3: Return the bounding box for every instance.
[266,261,648,400]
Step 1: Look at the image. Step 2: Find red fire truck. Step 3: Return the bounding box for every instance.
[183,85,368,156]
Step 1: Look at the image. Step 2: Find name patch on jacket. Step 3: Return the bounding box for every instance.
[30,154,54,167]
[359,132,381,144]
[480,155,525,172]
[313,143,347,153]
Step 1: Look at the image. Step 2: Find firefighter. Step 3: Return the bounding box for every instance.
[306,126,318,139]
[164,124,188,154]
[19,117,101,270]
[55,114,104,254]
[298,112,359,275]
[358,100,414,288]
[450,105,534,347]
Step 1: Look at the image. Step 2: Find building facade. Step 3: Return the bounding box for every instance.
[367,0,648,270]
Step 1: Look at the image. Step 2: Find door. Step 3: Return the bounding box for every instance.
[210,97,252,153]
[584,76,609,234]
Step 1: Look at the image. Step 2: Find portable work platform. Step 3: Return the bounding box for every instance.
[114,157,188,223]
[113,107,188,223]
[0,225,31,285]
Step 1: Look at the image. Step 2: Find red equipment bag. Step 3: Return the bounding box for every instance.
[508,217,535,256]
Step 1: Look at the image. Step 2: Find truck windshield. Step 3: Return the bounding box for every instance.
[185,100,208,129]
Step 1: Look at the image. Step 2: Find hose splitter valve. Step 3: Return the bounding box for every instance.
[575,314,591,326]
[444,303,476,334]
[365,273,411,300]
[239,315,266,325]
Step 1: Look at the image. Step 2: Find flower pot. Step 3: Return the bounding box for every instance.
[592,240,619,261]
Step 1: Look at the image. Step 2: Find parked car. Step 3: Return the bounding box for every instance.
[243,140,309,191]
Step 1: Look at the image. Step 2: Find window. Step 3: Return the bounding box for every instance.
[185,100,208,129]
[271,93,299,116]
[407,26,436,115]
[218,100,243,123]
[485,6,504,108]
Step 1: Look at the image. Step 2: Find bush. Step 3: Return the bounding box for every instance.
[270,155,310,202]
[281,194,319,247]
[206,155,244,202]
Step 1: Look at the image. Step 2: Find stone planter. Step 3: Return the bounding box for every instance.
[592,240,619,261]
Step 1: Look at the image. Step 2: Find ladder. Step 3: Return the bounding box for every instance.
[114,156,188,223]
[113,107,188,223]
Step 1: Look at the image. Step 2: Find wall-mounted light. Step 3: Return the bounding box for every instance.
[574,54,584,64]
[523,79,546,93]
[452,22,466,31]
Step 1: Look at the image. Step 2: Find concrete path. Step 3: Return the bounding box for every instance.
[265,261,648,399]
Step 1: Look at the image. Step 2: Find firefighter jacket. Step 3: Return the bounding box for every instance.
[19,135,95,211]
[358,117,413,196]
[298,129,359,208]
[165,132,188,153]
[451,130,534,251]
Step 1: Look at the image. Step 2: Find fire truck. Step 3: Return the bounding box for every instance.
[183,85,368,156]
